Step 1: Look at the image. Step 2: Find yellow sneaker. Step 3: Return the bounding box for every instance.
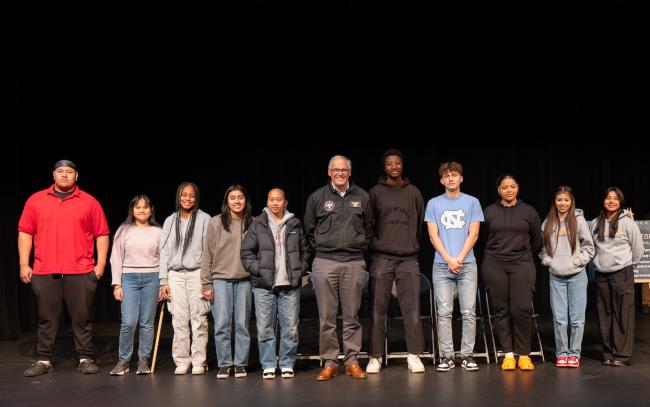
[501,356,516,371]
[518,356,535,371]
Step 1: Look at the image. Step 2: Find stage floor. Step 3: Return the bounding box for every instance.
[2,312,649,407]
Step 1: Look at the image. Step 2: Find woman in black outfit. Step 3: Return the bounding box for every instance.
[482,175,542,371]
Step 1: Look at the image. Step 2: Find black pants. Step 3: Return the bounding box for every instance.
[30,271,98,360]
[368,256,424,357]
[595,266,635,363]
[482,255,536,355]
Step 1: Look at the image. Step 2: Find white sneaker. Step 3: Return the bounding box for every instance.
[192,364,207,375]
[366,357,382,374]
[407,354,425,373]
[174,365,190,375]
[263,368,276,379]
[280,367,294,378]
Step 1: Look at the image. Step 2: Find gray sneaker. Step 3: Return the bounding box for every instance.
[136,357,151,375]
[78,359,100,374]
[110,360,130,376]
[24,361,53,377]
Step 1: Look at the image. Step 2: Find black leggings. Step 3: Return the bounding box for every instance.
[482,255,536,355]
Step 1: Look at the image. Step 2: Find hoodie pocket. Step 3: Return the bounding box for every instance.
[571,256,583,269]
[550,255,582,276]
[595,253,617,271]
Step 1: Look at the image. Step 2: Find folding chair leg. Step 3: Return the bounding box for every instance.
[531,303,545,363]
[485,290,500,363]
[384,316,389,366]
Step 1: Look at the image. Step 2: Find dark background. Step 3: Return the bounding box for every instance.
[3,4,648,340]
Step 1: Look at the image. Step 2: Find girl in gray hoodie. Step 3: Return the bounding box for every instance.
[540,186,594,368]
[590,187,644,367]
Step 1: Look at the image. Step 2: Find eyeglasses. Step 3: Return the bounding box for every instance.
[330,168,350,175]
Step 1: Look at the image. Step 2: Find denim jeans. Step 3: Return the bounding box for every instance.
[118,273,159,361]
[432,261,477,358]
[549,271,588,358]
[212,279,252,367]
[253,287,300,369]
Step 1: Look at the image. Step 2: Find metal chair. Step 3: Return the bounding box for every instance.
[295,274,321,361]
[383,273,437,366]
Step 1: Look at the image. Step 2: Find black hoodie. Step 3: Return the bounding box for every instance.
[368,175,424,258]
[483,199,543,261]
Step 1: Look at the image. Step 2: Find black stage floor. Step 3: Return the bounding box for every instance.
[2,312,649,407]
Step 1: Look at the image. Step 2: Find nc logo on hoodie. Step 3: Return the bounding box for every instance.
[441,210,466,230]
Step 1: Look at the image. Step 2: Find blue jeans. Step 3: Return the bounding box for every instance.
[118,273,159,361]
[550,271,588,358]
[212,280,252,367]
[253,287,300,369]
[432,261,477,358]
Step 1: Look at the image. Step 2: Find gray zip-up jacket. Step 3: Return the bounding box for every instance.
[159,209,211,285]
[590,209,645,273]
[540,209,595,276]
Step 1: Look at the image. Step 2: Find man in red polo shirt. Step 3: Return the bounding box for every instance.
[18,160,109,377]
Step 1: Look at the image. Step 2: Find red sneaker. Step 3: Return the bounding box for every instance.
[567,356,580,368]
[555,356,568,367]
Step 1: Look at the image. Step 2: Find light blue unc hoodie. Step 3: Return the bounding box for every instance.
[590,209,645,273]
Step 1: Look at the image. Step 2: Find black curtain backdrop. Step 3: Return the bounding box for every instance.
[5,28,648,339]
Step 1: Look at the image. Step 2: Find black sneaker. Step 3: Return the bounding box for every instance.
[234,366,247,378]
[461,356,479,371]
[136,357,151,375]
[216,366,231,379]
[436,357,455,372]
[78,359,100,374]
[24,361,53,377]
[110,360,130,376]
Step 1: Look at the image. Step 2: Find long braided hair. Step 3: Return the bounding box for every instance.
[174,182,201,255]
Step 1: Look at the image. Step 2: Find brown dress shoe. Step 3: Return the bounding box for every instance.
[344,363,367,379]
[316,366,339,381]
